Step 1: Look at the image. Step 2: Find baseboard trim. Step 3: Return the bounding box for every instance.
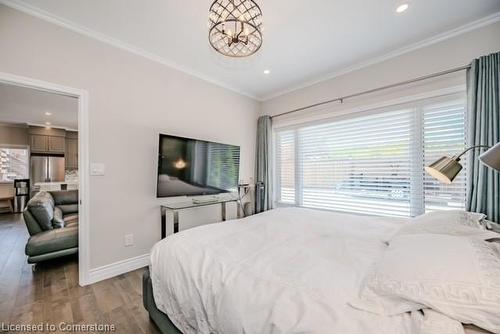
[87,253,150,285]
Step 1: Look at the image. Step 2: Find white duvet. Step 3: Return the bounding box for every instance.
[150,207,466,334]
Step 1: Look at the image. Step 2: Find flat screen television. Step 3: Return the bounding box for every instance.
[156,134,240,197]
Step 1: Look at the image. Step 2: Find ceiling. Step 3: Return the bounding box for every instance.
[0,83,78,129]
[9,0,500,100]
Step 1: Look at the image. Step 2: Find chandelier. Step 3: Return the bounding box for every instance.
[208,0,263,57]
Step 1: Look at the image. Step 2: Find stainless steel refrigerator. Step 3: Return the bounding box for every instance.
[30,156,65,195]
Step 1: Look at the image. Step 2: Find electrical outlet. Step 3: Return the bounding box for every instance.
[90,163,106,176]
[124,234,134,247]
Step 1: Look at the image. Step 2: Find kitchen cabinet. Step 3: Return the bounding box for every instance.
[29,126,66,154]
[30,135,48,152]
[30,135,65,153]
[48,136,65,153]
[65,136,78,169]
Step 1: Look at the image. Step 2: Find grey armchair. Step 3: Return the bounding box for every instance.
[23,190,79,263]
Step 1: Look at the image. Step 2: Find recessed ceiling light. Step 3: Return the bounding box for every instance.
[45,112,52,116]
[396,3,409,13]
[263,70,271,75]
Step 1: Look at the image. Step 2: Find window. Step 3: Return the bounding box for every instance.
[275,130,295,203]
[0,147,29,183]
[274,95,467,217]
[423,100,467,212]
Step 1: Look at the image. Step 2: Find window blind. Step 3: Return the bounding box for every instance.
[423,101,467,212]
[274,95,467,217]
[275,130,296,204]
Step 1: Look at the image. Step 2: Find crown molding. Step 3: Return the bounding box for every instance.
[0,0,258,100]
[0,121,28,128]
[2,0,499,102]
[261,11,500,101]
[0,121,76,131]
[27,122,78,132]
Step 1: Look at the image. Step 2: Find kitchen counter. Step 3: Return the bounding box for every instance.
[35,182,79,191]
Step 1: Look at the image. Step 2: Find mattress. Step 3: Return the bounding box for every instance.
[149,207,492,334]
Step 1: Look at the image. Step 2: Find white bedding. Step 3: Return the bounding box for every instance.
[149,207,466,334]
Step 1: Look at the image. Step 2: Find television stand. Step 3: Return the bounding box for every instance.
[160,197,240,238]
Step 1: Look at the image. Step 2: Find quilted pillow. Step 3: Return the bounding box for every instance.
[352,235,500,333]
[393,210,498,240]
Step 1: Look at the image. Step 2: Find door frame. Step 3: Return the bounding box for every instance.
[0,71,91,286]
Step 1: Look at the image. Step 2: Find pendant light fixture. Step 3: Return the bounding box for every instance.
[208,0,263,57]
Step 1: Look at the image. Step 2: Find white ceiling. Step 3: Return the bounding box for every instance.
[0,83,78,129]
[8,0,500,100]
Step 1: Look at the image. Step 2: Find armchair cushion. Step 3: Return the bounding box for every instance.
[26,192,55,231]
[23,209,43,235]
[25,226,78,256]
[58,204,79,215]
[51,190,78,204]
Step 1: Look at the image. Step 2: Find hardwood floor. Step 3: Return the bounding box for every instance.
[0,213,160,333]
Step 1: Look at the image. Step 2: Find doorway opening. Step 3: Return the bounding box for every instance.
[0,72,89,286]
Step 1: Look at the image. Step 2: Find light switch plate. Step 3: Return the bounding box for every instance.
[90,163,105,176]
[124,234,134,247]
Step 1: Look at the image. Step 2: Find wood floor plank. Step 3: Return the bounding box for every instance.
[0,213,160,333]
[106,306,144,334]
[0,214,31,323]
[70,293,107,324]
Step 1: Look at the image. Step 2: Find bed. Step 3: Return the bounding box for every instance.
[144,207,498,334]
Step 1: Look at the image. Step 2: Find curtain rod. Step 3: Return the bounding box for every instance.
[271,64,471,119]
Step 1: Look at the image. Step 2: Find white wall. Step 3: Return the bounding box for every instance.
[262,21,500,123]
[0,5,259,269]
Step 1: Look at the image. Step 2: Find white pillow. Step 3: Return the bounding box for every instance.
[352,235,500,333]
[393,210,498,240]
[418,309,465,334]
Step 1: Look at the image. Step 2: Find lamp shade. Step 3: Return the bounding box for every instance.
[479,142,500,171]
[424,156,463,184]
